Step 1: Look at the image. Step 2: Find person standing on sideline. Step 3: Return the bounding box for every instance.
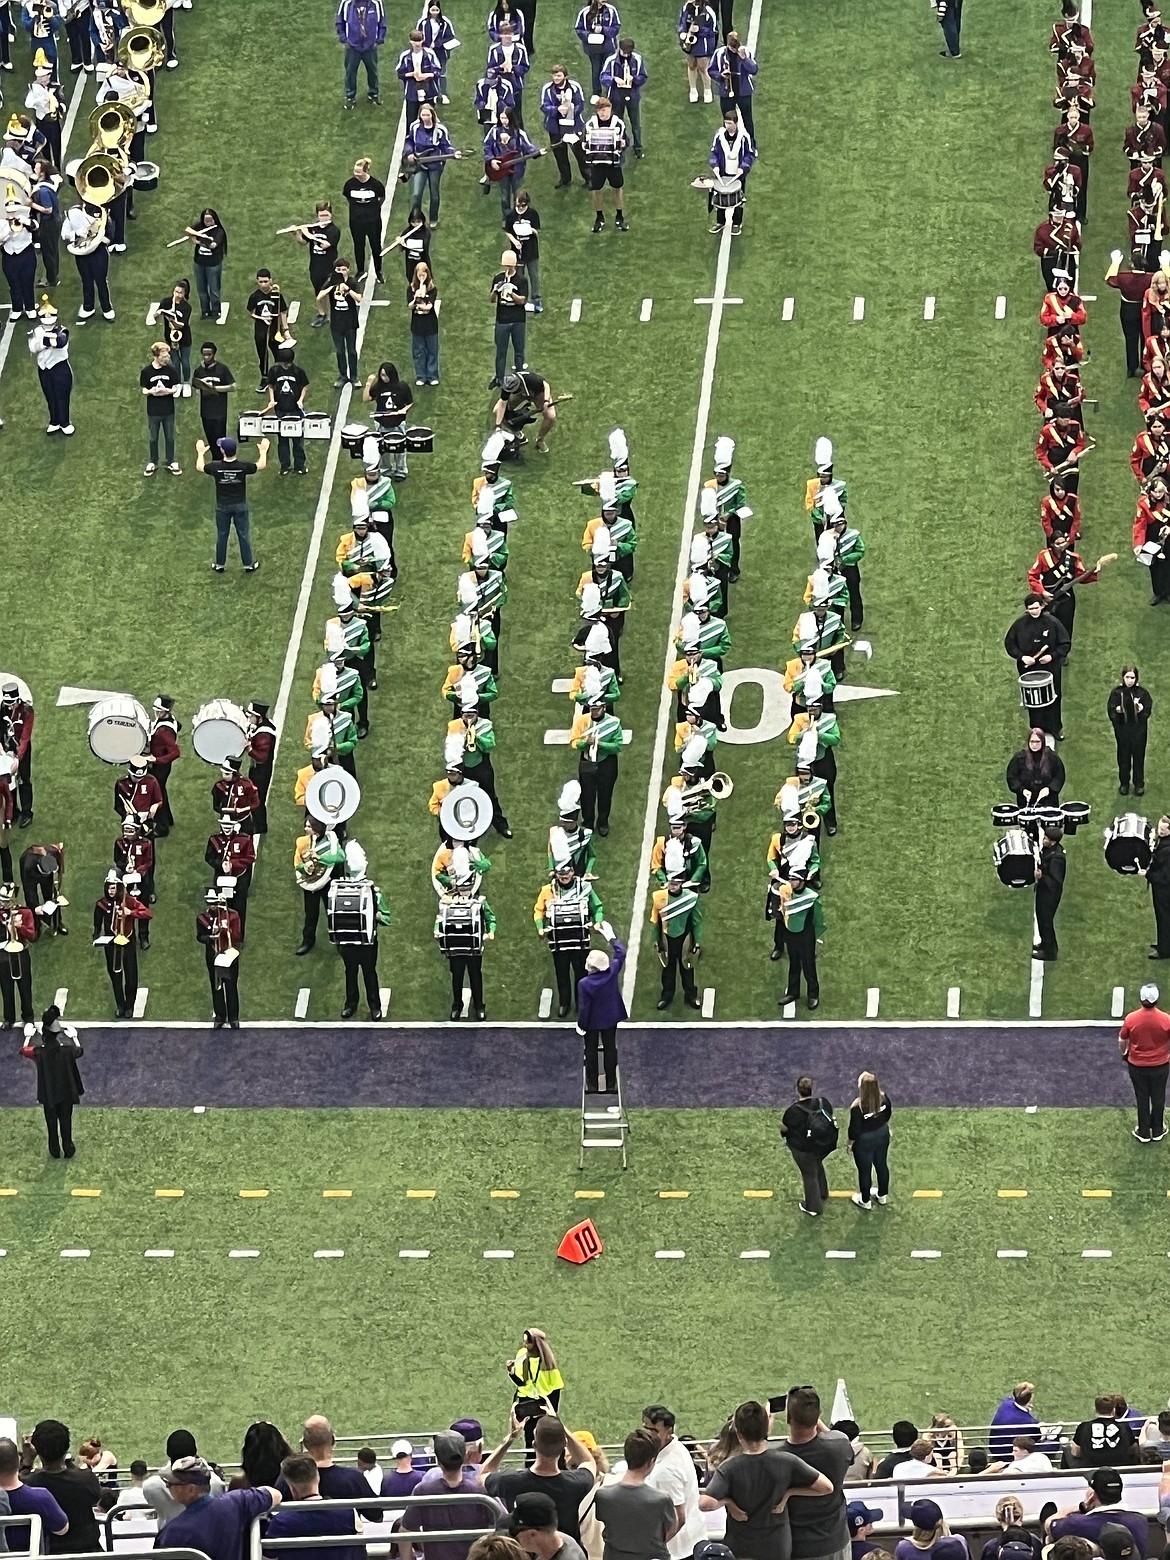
[1140,817,1170,959]
[191,341,237,452]
[780,1075,838,1217]
[490,250,527,389]
[575,928,626,1093]
[1119,983,1170,1142]
[847,1071,892,1210]
[196,435,267,574]
[141,341,182,476]
[408,260,440,385]
[20,1005,83,1158]
[1106,251,1155,378]
[1033,824,1065,962]
[931,0,962,58]
[781,1388,852,1560]
[336,0,386,108]
[1108,666,1152,797]
[508,1331,564,1433]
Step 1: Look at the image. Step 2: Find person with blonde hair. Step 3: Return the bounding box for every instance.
[847,1072,892,1210]
[927,1415,964,1477]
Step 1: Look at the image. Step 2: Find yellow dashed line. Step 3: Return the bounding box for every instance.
[70,1188,101,1198]
[827,1190,853,1199]
[913,1190,943,1198]
[490,1190,520,1199]
[658,1190,689,1199]
[322,1190,353,1199]
[998,1190,1028,1199]
[743,1190,774,1199]
[239,1190,269,1199]
[0,1189,19,1197]
[406,1189,436,1199]
[575,1190,605,1199]
[155,1189,184,1198]
[1083,1189,1112,1198]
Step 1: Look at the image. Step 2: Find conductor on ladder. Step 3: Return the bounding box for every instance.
[576,925,626,1093]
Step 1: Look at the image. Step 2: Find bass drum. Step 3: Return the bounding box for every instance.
[327,880,375,944]
[993,828,1036,889]
[437,898,484,957]
[88,695,149,764]
[192,699,248,765]
[1105,813,1153,875]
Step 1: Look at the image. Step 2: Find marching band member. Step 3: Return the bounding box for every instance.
[1145,272,1170,342]
[534,831,604,1016]
[447,692,512,836]
[575,0,620,95]
[18,841,65,935]
[114,755,161,826]
[791,602,846,683]
[0,182,36,322]
[443,641,499,708]
[710,30,757,138]
[1006,727,1065,810]
[570,638,620,713]
[418,0,458,102]
[181,209,228,321]
[196,888,242,1029]
[806,442,848,541]
[584,95,627,231]
[1035,357,1084,422]
[697,505,733,607]
[243,701,276,834]
[263,342,310,475]
[1033,825,1066,962]
[27,289,73,433]
[473,430,515,511]
[1044,321,1084,371]
[768,813,821,892]
[787,686,841,830]
[463,493,510,573]
[582,472,637,581]
[435,845,496,1021]
[62,200,114,322]
[1026,530,1105,640]
[1132,410,1170,481]
[1053,101,1093,218]
[211,754,260,829]
[489,243,529,378]
[665,734,719,871]
[668,637,722,727]
[246,268,288,391]
[473,66,516,136]
[347,541,397,655]
[776,758,833,841]
[464,544,508,661]
[0,681,34,829]
[571,693,623,836]
[576,533,630,680]
[1108,666,1153,798]
[785,644,836,714]
[541,63,587,186]
[0,881,35,1029]
[429,731,469,840]
[494,366,558,452]
[675,681,718,779]
[343,158,386,283]
[295,816,345,954]
[803,562,850,624]
[826,509,866,631]
[677,0,717,101]
[432,838,491,890]
[1004,593,1071,740]
[600,37,647,159]
[343,477,396,577]
[317,256,362,387]
[292,201,341,328]
[113,819,154,939]
[314,651,366,740]
[25,57,62,167]
[651,788,707,890]
[1040,274,1087,334]
[1126,101,1166,165]
[1044,145,1082,213]
[687,542,725,622]
[329,839,388,1020]
[305,697,359,780]
[404,103,460,227]
[1135,476,1170,601]
[676,602,730,672]
[774,868,824,1011]
[294,752,328,809]
[140,341,182,477]
[329,577,377,691]
[1140,355,1170,414]
[192,343,239,459]
[486,21,530,127]
[1040,476,1081,542]
[707,111,754,236]
[0,757,14,881]
[1051,0,1093,57]
[1033,207,1081,292]
[704,435,750,577]
[92,869,150,1019]
[204,814,255,941]
[1035,405,1088,494]
[650,839,702,1010]
[549,779,596,878]
[336,0,387,108]
[145,695,180,836]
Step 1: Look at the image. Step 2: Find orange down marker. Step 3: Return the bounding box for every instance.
[557,1218,603,1264]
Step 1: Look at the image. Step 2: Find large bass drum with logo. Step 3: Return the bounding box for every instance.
[305,765,361,826]
[88,696,149,764]
[437,897,485,956]
[326,880,376,944]
[1105,813,1153,876]
[439,781,493,843]
[547,898,591,953]
[993,829,1037,888]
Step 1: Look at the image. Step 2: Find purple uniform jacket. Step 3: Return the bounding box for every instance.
[576,939,628,1030]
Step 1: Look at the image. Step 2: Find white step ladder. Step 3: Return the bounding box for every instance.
[579,1054,630,1169]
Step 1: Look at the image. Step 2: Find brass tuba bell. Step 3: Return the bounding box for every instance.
[75,151,128,206]
[88,98,135,152]
[116,23,166,71]
[125,0,167,27]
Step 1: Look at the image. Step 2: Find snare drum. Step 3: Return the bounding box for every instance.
[132,160,160,190]
[406,424,434,452]
[547,898,591,953]
[191,699,248,765]
[993,828,1038,888]
[327,881,376,944]
[1019,669,1056,709]
[1061,800,1091,834]
[237,412,263,440]
[87,696,149,765]
[711,174,743,210]
[341,421,372,458]
[303,411,332,440]
[438,898,485,957]
[1105,812,1153,875]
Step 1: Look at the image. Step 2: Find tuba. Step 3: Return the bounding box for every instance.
[118,21,166,67]
[75,152,128,206]
[89,98,135,151]
[125,0,167,23]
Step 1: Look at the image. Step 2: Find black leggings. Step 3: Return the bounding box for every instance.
[351,221,382,279]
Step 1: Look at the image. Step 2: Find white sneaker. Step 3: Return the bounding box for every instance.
[851,1192,872,1210]
[102,309,115,321]
[62,423,75,435]
[875,1194,889,1204]
[46,423,60,434]
[144,462,157,475]
[77,307,94,320]
[703,88,713,102]
[798,1202,819,1217]
[688,85,699,102]
[440,93,450,103]
[181,383,192,397]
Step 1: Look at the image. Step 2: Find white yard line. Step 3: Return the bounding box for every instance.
[995,295,1007,319]
[133,986,148,1018]
[570,297,582,322]
[294,987,310,1018]
[923,296,936,321]
[852,296,865,321]
[538,988,552,1018]
[622,0,764,1009]
[1029,914,1044,1017]
[1112,985,1125,1018]
[701,987,715,1017]
[782,296,794,321]
[866,987,880,1017]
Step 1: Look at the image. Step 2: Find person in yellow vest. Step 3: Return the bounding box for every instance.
[650,839,702,1010]
[507,1328,565,1447]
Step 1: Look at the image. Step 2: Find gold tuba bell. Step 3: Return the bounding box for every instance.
[117,24,166,72]
[75,151,128,206]
[124,0,167,29]
[707,771,734,800]
[88,98,135,152]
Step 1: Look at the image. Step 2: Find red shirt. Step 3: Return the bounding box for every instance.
[1121,1006,1170,1066]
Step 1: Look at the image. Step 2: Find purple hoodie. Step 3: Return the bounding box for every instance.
[336,0,387,49]
[576,939,627,1031]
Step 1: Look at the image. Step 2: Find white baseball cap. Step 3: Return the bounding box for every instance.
[1141,983,1160,1005]
[391,1439,413,1457]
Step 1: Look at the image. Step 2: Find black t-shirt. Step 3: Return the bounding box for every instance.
[484,1468,595,1545]
[204,458,258,500]
[267,361,309,413]
[306,221,342,264]
[504,204,540,261]
[193,359,234,411]
[141,361,179,416]
[509,369,545,404]
[400,223,430,270]
[1072,1418,1136,1465]
[343,174,387,221]
[373,382,413,422]
[194,223,226,264]
[409,283,439,334]
[327,281,361,330]
[275,1464,372,1502]
[247,287,287,330]
[781,1097,832,1152]
[492,269,528,321]
[161,295,191,346]
[26,1466,102,1554]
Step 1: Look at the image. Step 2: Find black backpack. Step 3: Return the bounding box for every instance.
[802,1098,839,1157]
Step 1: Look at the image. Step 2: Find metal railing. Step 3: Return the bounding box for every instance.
[0,1511,44,1557]
[247,1493,502,1560]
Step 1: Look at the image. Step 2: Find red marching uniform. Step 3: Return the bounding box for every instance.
[147,710,181,836]
[204,829,256,939]
[1131,427,1170,481]
[1133,489,1170,550]
[1035,368,1083,418]
[1050,20,1094,55]
[1028,545,1098,597]
[0,903,37,1027]
[1140,367,1170,414]
[0,691,35,825]
[1040,288,1087,332]
[1042,328,1084,369]
[210,775,260,829]
[92,886,152,1018]
[113,772,163,821]
[1039,489,1082,543]
[1036,421,1087,475]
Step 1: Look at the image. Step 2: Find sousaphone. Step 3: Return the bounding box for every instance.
[438,781,493,843]
[116,22,166,69]
[125,0,166,25]
[88,98,135,152]
[304,765,361,826]
[75,152,128,206]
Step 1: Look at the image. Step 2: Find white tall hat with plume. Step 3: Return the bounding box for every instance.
[814,435,833,473]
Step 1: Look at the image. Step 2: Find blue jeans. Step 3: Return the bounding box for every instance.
[148,414,175,465]
[194,260,222,317]
[411,331,439,381]
[215,502,254,568]
[175,342,191,384]
[344,45,379,100]
[410,165,444,221]
[853,1125,890,1202]
[525,256,541,307]
[494,319,525,382]
[497,170,524,219]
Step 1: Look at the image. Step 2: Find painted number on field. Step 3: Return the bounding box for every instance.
[718,668,898,746]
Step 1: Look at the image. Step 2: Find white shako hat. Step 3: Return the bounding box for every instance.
[664,838,686,879]
[814,435,833,474]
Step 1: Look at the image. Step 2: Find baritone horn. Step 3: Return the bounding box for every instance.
[75,152,128,205]
[117,24,166,71]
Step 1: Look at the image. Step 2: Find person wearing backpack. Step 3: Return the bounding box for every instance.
[780,1075,838,1216]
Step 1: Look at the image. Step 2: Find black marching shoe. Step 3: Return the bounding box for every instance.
[474,1005,486,1020]
[770,947,782,961]
[592,213,605,232]
[656,996,671,1010]
[212,1017,225,1029]
[807,996,820,1011]
[340,1002,358,1019]
[495,818,513,839]
[48,1144,61,1159]
[1121,783,1130,795]
[294,939,314,956]
[684,993,701,1009]
[369,1007,382,1022]
[450,1004,462,1020]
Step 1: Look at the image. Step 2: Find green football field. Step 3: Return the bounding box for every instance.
[4,0,1167,1024]
[2,1104,1169,1451]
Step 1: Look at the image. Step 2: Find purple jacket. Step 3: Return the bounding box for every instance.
[336,0,387,49]
[576,939,627,1031]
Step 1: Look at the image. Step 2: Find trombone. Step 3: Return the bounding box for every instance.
[4,909,24,981]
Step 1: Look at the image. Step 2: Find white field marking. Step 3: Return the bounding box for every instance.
[133,987,148,1018]
[1081,293,1097,302]
[229,1249,260,1258]
[286,300,300,324]
[266,107,409,803]
[782,999,796,1019]
[852,296,865,321]
[366,299,392,307]
[995,295,1007,319]
[825,1250,856,1259]
[924,296,936,320]
[640,297,653,321]
[740,1249,771,1259]
[551,677,574,694]
[1025,1104,1038,1114]
[997,1249,1028,1258]
[538,988,552,1019]
[54,988,68,1013]
[217,301,230,324]
[48,1016,1152,1031]
[144,1248,174,1258]
[462,992,472,1018]
[294,988,310,1019]
[911,1249,941,1259]
[570,298,582,322]
[483,1248,514,1258]
[56,685,123,706]
[866,987,880,1018]
[313,1249,344,1258]
[145,302,159,326]
[60,1249,90,1258]
[782,296,795,321]
[1082,0,1092,23]
[399,1248,430,1258]
[1030,913,1044,1018]
[1082,1249,1112,1258]
[946,986,961,1018]
[0,1250,6,1257]
[0,71,88,385]
[1112,986,1125,1018]
[379,986,391,1012]
[543,727,633,746]
[655,1249,685,1259]
[193,1104,206,1114]
[702,987,715,1017]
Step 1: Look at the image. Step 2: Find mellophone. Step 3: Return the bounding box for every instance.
[990,800,1091,888]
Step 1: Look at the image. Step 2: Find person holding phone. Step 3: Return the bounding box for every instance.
[508,1331,564,1448]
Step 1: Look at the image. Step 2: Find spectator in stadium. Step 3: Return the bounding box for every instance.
[470,1535,530,1560]
[641,1406,707,1559]
[483,1412,596,1544]
[891,1442,942,1482]
[698,1401,831,1560]
[966,1451,989,1475]
[979,1525,1040,1560]
[382,1441,425,1498]
[892,1500,968,1560]
[873,1423,919,1480]
[831,1423,874,1485]
[706,1419,740,1471]
[263,1453,364,1560]
[0,1436,69,1551]
[106,1461,151,1518]
[22,1420,102,1553]
[1118,986,1170,1142]
[924,1418,963,1476]
[143,1430,227,1528]
[160,1456,281,1560]
[847,1503,882,1560]
[988,1387,1041,1458]
[507,1331,566,1444]
[1048,1469,1148,1555]
[79,1438,117,1480]
[1096,1525,1136,1560]
[1067,1399,1137,1466]
[500,1490,585,1560]
[357,1449,381,1494]
[979,1438,1054,1478]
[847,1073,892,1211]
[453,1421,486,1469]
[781,1389,851,1560]
[401,1431,500,1560]
[279,1418,369,1500]
[231,1422,292,1490]
[595,1430,678,1560]
[1140,1411,1170,1457]
[780,1075,837,1217]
